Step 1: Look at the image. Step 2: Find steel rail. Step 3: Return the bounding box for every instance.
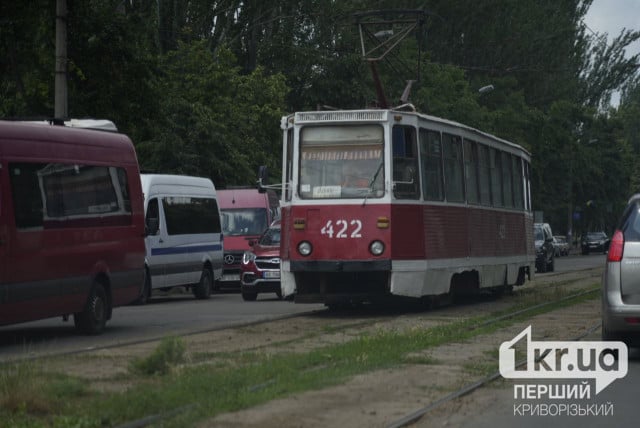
[386,288,601,428]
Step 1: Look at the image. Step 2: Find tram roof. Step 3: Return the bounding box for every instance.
[286,108,531,157]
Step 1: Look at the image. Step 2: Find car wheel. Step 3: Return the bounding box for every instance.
[74,282,108,335]
[242,291,258,301]
[539,258,548,273]
[193,268,213,299]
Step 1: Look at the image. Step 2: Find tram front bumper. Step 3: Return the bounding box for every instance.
[290,259,391,272]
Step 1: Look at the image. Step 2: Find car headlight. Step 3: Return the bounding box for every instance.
[242,251,256,265]
[298,241,312,256]
[369,240,385,256]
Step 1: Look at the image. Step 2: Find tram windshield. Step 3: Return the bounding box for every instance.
[298,125,385,199]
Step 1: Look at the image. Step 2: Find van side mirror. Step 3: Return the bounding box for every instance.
[257,165,268,194]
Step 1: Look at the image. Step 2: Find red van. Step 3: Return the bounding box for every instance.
[216,188,279,290]
[0,121,146,334]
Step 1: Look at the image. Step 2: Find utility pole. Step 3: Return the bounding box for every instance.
[55,0,68,119]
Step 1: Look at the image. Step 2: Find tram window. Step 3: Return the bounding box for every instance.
[443,133,464,202]
[478,144,492,205]
[524,161,532,211]
[392,126,420,200]
[502,152,514,208]
[419,129,444,201]
[286,128,293,201]
[490,148,503,207]
[513,156,525,209]
[464,140,479,204]
[299,125,384,199]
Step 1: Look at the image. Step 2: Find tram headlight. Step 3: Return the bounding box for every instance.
[369,240,385,256]
[297,241,313,256]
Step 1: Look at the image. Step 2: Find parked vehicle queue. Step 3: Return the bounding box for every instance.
[0,120,230,334]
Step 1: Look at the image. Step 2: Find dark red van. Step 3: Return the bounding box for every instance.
[0,120,146,334]
[216,188,279,290]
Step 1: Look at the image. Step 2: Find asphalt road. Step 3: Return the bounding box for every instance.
[0,290,324,363]
[0,253,605,364]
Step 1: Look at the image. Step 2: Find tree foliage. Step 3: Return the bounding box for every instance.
[1,0,639,233]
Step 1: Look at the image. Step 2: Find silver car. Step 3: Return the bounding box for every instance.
[602,194,640,345]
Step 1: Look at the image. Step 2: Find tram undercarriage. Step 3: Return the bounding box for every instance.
[288,263,532,306]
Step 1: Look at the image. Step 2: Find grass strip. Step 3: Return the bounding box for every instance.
[0,284,600,427]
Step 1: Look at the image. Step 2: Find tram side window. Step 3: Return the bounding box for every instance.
[523,161,531,211]
[464,140,479,204]
[443,133,465,202]
[478,144,492,205]
[392,126,420,199]
[512,156,525,209]
[502,152,514,208]
[490,148,503,207]
[419,129,444,201]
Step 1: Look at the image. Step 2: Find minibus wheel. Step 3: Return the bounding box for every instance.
[133,269,151,305]
[74,283,108,335]
[193,268,213,299]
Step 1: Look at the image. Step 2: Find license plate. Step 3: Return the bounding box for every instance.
[264,271,280,279]
[221,274,240,281]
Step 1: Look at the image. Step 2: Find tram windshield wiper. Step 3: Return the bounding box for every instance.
[363,161,384,206]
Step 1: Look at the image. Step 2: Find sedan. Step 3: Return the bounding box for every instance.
[581,231,610,255]
[602,194,640,345]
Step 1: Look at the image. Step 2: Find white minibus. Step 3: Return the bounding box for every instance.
[139,174,223,303]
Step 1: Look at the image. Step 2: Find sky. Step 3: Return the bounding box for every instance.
[584,0,640,40]
[584,0,640,105]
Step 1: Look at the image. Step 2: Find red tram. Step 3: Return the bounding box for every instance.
[276,109,535,305]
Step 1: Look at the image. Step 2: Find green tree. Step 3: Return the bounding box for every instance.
[0,0,55,117]
[135,42,287,187]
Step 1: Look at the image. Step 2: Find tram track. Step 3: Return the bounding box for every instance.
[386,289,601,428]
[112,280,601,428]
[1,268,600,368]
[0,309,324,366]
[0,264,604,427]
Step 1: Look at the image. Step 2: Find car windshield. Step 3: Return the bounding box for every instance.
[259,226,281,246]
[587,232,606,240]
[534,227,544,241]
[221,208,268,236]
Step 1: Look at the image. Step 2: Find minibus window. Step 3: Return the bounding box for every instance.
[146,198,160,235]
[10,162,132,229]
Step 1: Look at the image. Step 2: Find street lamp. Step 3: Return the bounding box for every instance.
[478,84,495,94]
[567,138,598,248]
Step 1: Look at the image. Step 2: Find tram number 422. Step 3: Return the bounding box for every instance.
[320,219,363,239]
